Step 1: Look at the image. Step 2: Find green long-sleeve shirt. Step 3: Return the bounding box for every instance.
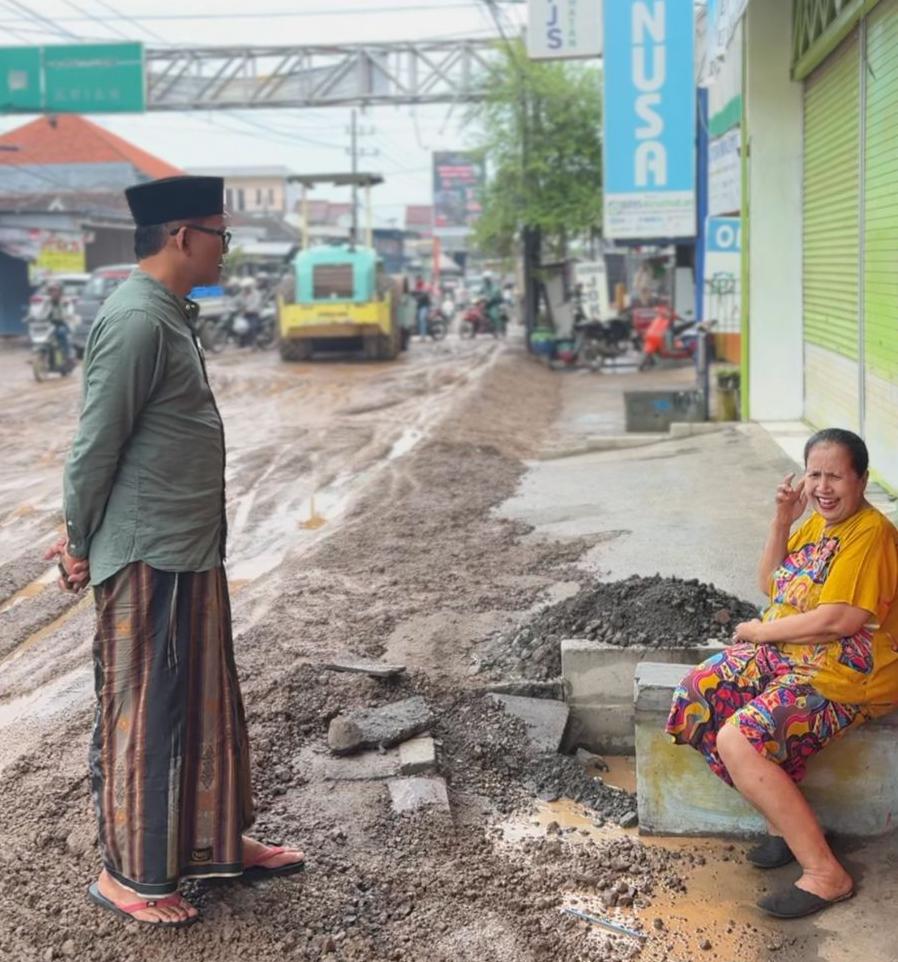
[63,270,227,586]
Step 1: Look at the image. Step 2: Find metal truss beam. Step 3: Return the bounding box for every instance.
[145,39,502,111]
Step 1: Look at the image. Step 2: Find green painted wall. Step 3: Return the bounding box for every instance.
[864,0,898,381]
[803,34,860,360]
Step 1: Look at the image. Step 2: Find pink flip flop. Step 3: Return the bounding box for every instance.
[87,882,200,927]
[242,844,306,879]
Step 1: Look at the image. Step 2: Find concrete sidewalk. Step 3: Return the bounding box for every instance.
[499,363,898,962]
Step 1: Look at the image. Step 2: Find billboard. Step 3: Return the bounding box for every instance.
[527,0,603,60]
[432,151,484,238]
[602,0,696,239]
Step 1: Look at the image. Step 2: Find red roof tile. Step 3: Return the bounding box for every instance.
[0,115,182,179]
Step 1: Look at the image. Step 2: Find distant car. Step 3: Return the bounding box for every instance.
[26,272,90,324]
[71,264,134,358]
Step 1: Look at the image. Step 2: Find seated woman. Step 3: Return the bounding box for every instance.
[666,428,898,919]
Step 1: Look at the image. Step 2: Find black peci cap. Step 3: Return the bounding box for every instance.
[124,175,224,227]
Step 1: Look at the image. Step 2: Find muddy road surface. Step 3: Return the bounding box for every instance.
[0,339,787,962]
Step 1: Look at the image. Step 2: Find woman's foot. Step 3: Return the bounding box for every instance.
[242,836,305,872]
[794,865,854,903]
[94,869,198,925]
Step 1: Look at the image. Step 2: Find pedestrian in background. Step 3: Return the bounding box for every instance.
[47,174,304,928]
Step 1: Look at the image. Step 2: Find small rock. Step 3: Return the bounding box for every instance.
[652,918,664,931]
[42,950,54,962]
[700,939,712,951]
[618,811,639,829]
[61,942,76,959]
[575,748,609,771]
[546,821,561,835]
[327,716,364,754]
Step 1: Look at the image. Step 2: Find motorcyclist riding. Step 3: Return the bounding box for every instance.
[479,273,505,335]
[237,276,262,346]
[44,282,73,362]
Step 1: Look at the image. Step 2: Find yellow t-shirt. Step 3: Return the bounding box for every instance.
[764,505,898,706]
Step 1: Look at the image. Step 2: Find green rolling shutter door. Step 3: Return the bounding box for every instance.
[803,32,860,430]
[864,0,898,485]
[865,3,898,381]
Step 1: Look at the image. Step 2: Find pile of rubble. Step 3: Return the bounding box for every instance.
[486,574,759,680]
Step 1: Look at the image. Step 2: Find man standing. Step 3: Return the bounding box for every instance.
[49,176,304,928]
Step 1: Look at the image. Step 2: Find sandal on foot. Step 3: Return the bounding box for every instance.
[746,834,796,869]
[243,845,306,879]
[87,882,200,928]
[758,884,854,919]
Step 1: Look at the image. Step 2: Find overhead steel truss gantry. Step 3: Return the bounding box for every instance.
[145,38,504,111]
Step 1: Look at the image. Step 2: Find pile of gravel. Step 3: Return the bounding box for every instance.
[487,574,759,679]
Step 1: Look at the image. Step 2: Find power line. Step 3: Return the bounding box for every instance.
[90,0,169,43]
[0,3,490,25]
[58,0,131,41]
[0,0,82,40]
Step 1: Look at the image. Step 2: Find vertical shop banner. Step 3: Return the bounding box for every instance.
[703,216,740,334]
[527,0,603,60]
[432,151,484,238]
[602,0,696,239]
[708,127,741,215]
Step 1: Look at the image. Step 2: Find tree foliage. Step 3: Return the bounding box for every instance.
[467,40,603,259]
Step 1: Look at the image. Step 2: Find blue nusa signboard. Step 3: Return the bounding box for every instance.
[602,0,696,239]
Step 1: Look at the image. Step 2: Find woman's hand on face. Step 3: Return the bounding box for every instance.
[774,472,808,526]
[732,619,763,644]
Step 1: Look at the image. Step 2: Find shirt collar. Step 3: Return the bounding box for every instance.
[133,268,196,325]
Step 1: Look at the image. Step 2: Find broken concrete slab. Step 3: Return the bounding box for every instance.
[399,735,436,775]
[322,654,407,678]
[328,695,433,755]
[487,693,569,754]
[297,745,400,782]
[387,776,450,814]
[481,679,565,700]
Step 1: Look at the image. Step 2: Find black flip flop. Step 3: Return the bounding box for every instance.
[758,883,854,919]
[746,834,796,869]
[87,882,200,928]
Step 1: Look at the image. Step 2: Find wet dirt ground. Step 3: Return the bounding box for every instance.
[0,337,852,961]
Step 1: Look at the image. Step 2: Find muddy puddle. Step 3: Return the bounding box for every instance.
[499,776,777,961]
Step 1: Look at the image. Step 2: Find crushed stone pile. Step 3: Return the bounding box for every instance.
[487,574,760,680]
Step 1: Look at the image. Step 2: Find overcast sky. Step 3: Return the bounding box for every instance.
[0,0,530,225]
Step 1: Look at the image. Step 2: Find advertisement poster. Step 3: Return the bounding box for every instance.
[432,151,484,237]
[527,0,603,61]
[602,0,696,239]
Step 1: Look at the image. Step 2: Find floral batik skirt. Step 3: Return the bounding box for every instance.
[665,643,869,784]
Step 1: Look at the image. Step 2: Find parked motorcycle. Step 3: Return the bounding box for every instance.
[29,319,75,381]
[638,304,715,370]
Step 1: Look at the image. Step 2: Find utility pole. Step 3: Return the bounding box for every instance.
[346,108,378,248]
[350,108,358,247]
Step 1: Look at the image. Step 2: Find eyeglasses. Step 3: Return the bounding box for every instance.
[170,224,231,252]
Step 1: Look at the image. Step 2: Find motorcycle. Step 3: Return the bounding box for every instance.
[638,304,715,370]
[459,297,507,338]
[29,319,75,381]
[562,291,639,370]
[426,306,449,341]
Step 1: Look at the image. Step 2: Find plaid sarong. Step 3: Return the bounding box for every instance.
[89,562,253,896]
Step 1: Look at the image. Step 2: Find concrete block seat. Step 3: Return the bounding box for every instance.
[561,639,725,753]
[635,661,898,837]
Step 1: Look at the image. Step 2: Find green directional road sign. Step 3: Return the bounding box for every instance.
[44,43,145,113]
[0,43,145,114]
[0,48,42,112]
